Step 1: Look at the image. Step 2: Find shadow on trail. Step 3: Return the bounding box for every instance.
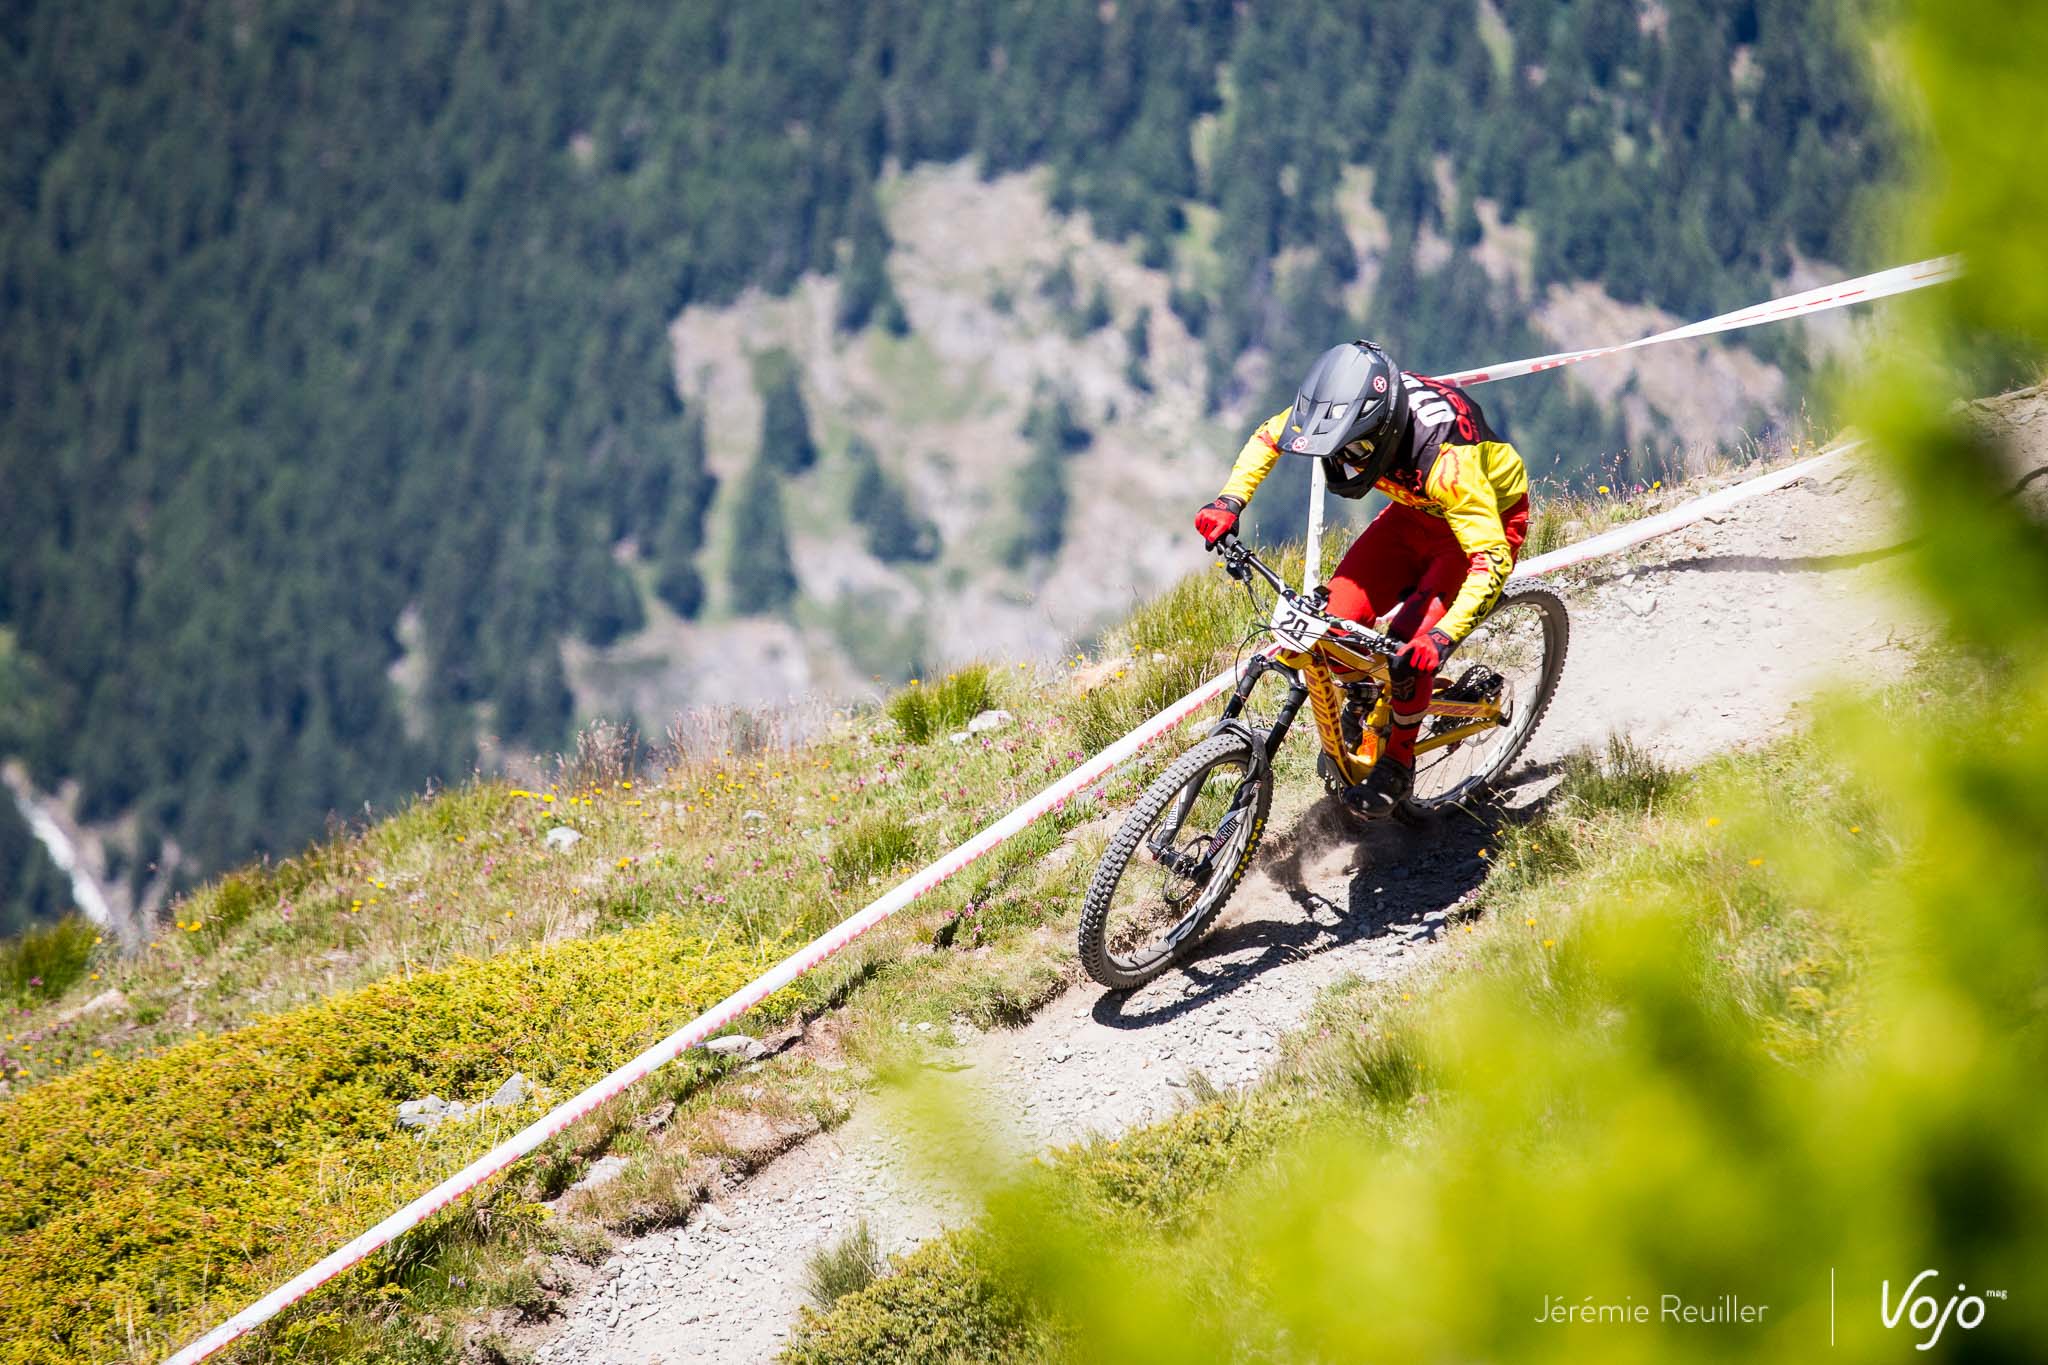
[1579,541,1916,587]
[1087,789,1547,1033]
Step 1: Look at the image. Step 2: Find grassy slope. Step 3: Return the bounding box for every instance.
[0,538,1319,1364]
[780,715,1897,1362]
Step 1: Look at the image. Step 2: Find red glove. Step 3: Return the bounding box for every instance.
[1396,628,1454,676]
[1194,496,1243,546]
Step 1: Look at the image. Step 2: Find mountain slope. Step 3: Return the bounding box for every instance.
[1,0,1894,914]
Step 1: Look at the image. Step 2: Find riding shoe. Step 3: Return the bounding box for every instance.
[1345,759,1413,819]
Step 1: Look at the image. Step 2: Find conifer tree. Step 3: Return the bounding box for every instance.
[848,437,940,563]
[726,451,799,611]
[836,194,908,335]
[655,411,716,619]
[757,360,818,474]
[1123,307,1153,393]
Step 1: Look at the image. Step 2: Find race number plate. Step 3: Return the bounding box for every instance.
[1269,594,1332,653]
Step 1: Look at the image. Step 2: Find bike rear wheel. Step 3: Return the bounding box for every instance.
[1077,731,1273,991]
[1407,583,1569,812]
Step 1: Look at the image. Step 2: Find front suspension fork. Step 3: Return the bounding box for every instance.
[1144,656,1307,871]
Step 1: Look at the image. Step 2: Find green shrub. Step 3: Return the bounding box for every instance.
[1,915,98,1004]
[783,1234,1051,1365]
[1066,654,1209,754]
[1041,1097,1298,1231]
[830,814,920,886]
[803,1220,883,1308]
[884,666,995,744]
[189,870,266,945]
[0,920,801,1363]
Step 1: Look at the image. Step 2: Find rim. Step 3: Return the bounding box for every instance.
[1409,596,1555,808]
[1099,750,1261,975]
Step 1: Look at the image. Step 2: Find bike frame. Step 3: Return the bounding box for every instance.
[1208,538,1512,788]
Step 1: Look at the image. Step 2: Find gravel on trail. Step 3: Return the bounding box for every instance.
[523,448,1950,1364]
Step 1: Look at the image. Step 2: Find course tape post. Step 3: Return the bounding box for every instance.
[166,260,1945,1364]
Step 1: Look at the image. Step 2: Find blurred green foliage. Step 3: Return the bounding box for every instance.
[0,800,70,940]
[0,915,98,1004]
[787,2,2048,1358]
[0,0,1891,908]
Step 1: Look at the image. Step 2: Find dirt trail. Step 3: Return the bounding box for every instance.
[526,447,1949,1364]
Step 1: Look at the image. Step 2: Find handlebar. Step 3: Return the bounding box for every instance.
[1211,533,1290,593]
[1210,534,1405,657]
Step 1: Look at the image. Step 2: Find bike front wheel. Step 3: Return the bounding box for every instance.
[1077,731,1274,991]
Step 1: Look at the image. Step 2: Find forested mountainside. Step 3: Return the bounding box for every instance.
[0,0,1892,914]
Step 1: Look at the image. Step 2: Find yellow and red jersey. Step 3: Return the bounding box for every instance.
[1217,373,1529,643]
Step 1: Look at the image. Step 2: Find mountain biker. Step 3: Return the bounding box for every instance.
[1193,340,1530,818]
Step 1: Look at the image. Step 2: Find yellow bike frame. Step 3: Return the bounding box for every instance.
[1272,637,1506,787]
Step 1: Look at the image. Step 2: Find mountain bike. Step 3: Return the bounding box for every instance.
[1077,535,1568,990]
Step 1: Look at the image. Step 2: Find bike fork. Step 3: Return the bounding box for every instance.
[1143,659,1306,873]
[1215,654,1309,778]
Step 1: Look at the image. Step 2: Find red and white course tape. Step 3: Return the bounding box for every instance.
[1438,255,1959,387]
[1509,441,1857,581]
[164,255,1945,1363]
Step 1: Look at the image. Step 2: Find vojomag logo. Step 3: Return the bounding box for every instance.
[1880,1270,2005,1350]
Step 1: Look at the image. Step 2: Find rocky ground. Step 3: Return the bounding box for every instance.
[512,430,2027,1364]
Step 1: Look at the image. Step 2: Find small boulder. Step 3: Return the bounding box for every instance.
[948,732,970,744]
[398,1095,467,1131]
[703,1034,767,1061]
[966,708,1014,735]
[568,1154,631,1194]
[544,826,583,851]
[485,1072,529,1109]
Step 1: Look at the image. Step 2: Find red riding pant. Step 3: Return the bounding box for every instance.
[1324,496,1529,766]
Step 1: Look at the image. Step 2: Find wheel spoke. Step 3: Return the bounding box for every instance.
[1097,751,1259,974]
[1409,592,1563,809]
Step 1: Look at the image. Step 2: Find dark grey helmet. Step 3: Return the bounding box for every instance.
[1278,341,1407,483]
